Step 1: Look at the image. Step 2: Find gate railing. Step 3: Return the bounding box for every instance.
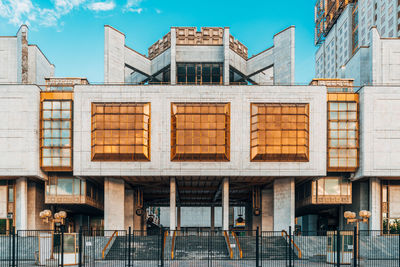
[3,226,400,267]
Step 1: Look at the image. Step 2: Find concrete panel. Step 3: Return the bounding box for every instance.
[0,37,17,83]
[104,26,125,83]
[356,86,400,178]
[273,26,295,85]
[73,85,326,177]
[151,48,171,75]
[261,189,273,231]
[175,46,224,62]
[0,186,6,219]
[124,46,151,76]
[27,181,47,230]
[0,85,43,178]
[16,177,27,231]
[124,189,134,230]
[369,178,381,231]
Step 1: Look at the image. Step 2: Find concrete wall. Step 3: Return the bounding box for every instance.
[273,26,295,85]
[342,46,371,86]
[355,86,400,178]
[0,85,43,178]
[261,189,273,231]
[124,189,134,230]
[175,46,224,62]
[27,45,54,85]
[0,37,17,83]
[274,178,295,231]
[73,85,327,177]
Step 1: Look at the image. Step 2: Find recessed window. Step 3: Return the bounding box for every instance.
[171,103,230,161]
[177,63,222,85]
[250,103,309,161]
[327,95,359,171]
[41,100,72,170]
[91,103,150,161]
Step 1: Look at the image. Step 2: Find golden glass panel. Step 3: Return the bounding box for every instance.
[91,103,150,161]
[327,94,359,171]
[250,103,309,161]
[171,103,230,161]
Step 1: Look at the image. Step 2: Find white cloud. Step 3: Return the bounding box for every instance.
[123,0,143,13]
[155,8,161,14]
[0,0,86,27]
[87,1,115,12]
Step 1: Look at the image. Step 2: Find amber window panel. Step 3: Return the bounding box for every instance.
[250,103,309,162]
[40,100,73,171]
[327,99,359,171]
[171,103,230,161]
[91,103,150,161]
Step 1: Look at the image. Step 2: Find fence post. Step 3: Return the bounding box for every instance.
[11,227,15,267]
[289,226,292,267]
[336,229,341,267]
[78,228,82,267]
[128,227,131,267]
[256,227,260,267]
[160,227,164,267]
[61,226,64,267]
[353,226,357,267]
[398,232,400,267]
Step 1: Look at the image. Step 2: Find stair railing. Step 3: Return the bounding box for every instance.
[231,231,243,258]
[281,230,302,259]
[171,230,177,260]
[223,230,233,259]
[102,231,118,259]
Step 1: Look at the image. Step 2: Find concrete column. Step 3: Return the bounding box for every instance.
[273,26,295,85]
[16,177,28,231]
[177,206,181,230]
[261,189,273,231]
[27,181,47,230]
[223,27,230,85]
[104,178,125,230]
[104,25,125,83]
[170,178,176,231]
[369,178,381,231]
[125,189,134,230]
[221,178,229,231]
[170,28,177,85]
[273,178,295,232]
[211,206,215,230]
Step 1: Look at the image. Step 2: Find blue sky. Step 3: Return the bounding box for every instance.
[0,0,316,84]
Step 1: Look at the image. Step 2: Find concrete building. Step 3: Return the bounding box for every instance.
[315,0,400,82]
[0,24,398,234]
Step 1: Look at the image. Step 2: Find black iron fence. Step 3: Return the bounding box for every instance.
[1,227,400,267]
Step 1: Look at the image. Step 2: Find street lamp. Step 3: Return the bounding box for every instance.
[344,210,371,260]
[40,210,67,230]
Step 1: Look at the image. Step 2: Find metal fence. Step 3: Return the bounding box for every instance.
[2,227,400,267]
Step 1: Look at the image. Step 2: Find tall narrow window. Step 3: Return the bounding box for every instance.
[41,100,72,170]
[91,103,150,161]
[171,103,230,161]
[328,94,359,171]
[250,103,309,161]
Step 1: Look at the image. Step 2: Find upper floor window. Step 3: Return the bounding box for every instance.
[177,63,222,85]
[41,100,72,171]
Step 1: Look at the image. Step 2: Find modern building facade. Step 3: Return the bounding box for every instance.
[314,0,400,83]
[0,24,399,235]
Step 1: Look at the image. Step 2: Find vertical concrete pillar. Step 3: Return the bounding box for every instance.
[27,181,47,230]
[104,25,125,83]
[221,178,229,231]
[16,177,28,231]
[170,178,177,231]
[369,178,381,231]
[261,189,273,231]
[125,189,134,230]
[211,206,215,230]
[104,178,125,230]
[273,178,295,232]
[273,26,295,85]
[170,28,177,85]
[177,206,181,230]
[223,27,230,85]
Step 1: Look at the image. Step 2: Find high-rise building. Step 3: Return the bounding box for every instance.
[314,0,400,83]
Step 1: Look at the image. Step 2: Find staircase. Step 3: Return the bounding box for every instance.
[105,235,160,260]
[174,235,229,260]
[237,235,298,260]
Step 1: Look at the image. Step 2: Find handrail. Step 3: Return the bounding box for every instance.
[163,230,168,254]
[231,231,243,259]
[281,230,302,259]
[102,231,118,259]
[224,230,233,259]
[171,231,177,260]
